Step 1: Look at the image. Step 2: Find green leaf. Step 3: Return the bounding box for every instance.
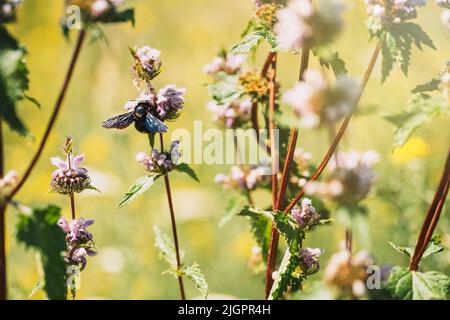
[412,271,450,300]
[175,163,199,183]
[237,206,272,262]
[16,205,67,300]
[378,23,435,82]
[313,47,348,77]
[153,225,183,268]
[207,72,242,104]
[219,194,248,228]
[100,8,135,26]
[181,262,208,299]
[117,175,160,208]
[386,266,450,300]
[230,33,263,55]
[384,94,450,148]
[388,235,443,260]
[268,245,302,300]
[411,78,440,94]
[386,266,413,300]
[388,241,414,257]
[0,26,37,135]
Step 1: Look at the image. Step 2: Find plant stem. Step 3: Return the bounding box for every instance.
[159,133,186,300]
[265,47,310,299]
[6,30,86,202]
[264,53,279,299]
[283,44,381,213]
[409,148,450,271]
[0,119,6,300]
[70,194,76,220]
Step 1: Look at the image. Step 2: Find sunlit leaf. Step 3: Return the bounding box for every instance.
[16,205,67,300]
[175,163,199,183]
[117,175,160,208]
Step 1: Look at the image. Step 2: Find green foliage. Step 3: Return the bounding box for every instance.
[237,206,272,262]
[207,72,242,105]
[100,8,135,26]
[269,245,302,300]
[312,47,348,77]
[384,93,449,148]
[386,266,450,300]
[181,263,208,299]
[219,194,249,227]
[388,235,443,260]
[153,225,208,298]
[117,175,160,208]
[16,205,67,300]
[229,5,279,55]
[175,163,200,183]
[412,79,440,94]
[377,23,435,82]
[0,26,39,135]
[154,225,182,268]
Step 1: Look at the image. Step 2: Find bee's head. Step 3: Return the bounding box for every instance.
[134,104,147,118]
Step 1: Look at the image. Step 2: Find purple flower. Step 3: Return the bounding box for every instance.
[50,153,91,195]
[156,84,186,119]
[136,140,181,174]
[136,46,161,73]
[58,217,96,271]
[291,198,319,228]
[204,53,246,76]
[299,247,323,275]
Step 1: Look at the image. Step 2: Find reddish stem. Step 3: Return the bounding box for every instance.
[283,45,381,213]
[264,53,279,299]
[159,133,186,300]
[0,119,6,300]
[6,30,86,202]
[409,149,450,271]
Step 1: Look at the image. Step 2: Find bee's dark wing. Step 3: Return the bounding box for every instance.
[101,111,134,129]
[144,113,168,133]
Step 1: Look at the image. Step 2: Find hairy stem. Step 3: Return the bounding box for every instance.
[0,119,6,300]
[409,148,450,271]
[264,53,279,299]
[283,44,381,213]
[159,133,186,300]
[6,30,86,202]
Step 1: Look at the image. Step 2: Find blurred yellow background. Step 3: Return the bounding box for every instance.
[3,0,450,299]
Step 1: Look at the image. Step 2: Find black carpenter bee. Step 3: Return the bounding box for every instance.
[101,100,168,134]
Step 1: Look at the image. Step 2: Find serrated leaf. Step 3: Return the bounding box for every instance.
[100,8,135,26]
[16,205,67,300]
[313,47,348,77]
[386,266,413,299]
[388,241,414,257]
[386,266,450,300]
[219,194,248,228]
[268,245,302,300]
[117,175,160,208]
[411,78,440,94]
[181,262,208,298]
[153,225,184,268]
[237,206,272,262]
[230,33,263,55]
[412,271,450,300]
[384,94,450,148]
[378,23,435,82]
[207,72,242,104]
[0,26,37,135]
[388,235,443,260]
[175,163,199,183]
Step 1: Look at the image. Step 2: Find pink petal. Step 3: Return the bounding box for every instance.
[72,154,85,170]
[50,157,67,170]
